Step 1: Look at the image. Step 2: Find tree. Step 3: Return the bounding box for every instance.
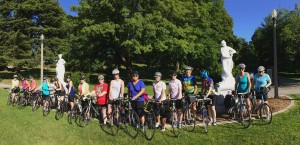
[0,0,66,68]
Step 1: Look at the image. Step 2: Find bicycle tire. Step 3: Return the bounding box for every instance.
[19,95,26,109]
[202,108,209,133]
[12,96,18,107]
[239,104,251,128]
[171,110,179,137]
[183,108,196,132]
[124,109,140,139]
[259,103,272,124]
[144,111,156,140]
[78,106,91,127]
[32,97,39,111]
[43,100,50,116]
[110,110,121,136]
[55,102,65,120]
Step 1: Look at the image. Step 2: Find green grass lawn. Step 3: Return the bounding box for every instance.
[1,89,300,145]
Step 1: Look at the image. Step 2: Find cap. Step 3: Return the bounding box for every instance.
[238,63,246,69]
[154,72,162,77]
[98,75,104,80]
[112,69,120,75]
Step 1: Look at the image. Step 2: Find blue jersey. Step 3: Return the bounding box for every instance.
[254,73,271,90]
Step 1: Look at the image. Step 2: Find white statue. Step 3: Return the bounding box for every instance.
[218,40,236,90]
[56,54,66,84]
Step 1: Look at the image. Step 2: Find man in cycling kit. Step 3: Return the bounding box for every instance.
[182,66,197,112]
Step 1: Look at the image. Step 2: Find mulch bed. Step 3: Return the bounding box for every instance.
[217,96,292,122]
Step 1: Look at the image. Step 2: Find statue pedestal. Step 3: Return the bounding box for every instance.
[215,78,235,114]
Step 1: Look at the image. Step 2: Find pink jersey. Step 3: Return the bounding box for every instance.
[22,80,29,90]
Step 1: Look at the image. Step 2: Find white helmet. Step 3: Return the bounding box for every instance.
[257,66,265,71]
[112,69,120,75]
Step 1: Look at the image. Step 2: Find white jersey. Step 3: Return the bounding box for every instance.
[110,79,122,99]
[152,81,166,101]
[169,79,182,99]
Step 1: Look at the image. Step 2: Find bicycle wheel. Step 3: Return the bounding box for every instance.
[43,100,50,116]
[110,110,121,135]
[68,105,78,124]
[124,109,140,139]
[170,110,179,137]
[55,102,65,120]
[78,106,91,127]
[19,95,26,109]
[12,96,18,107]
[144,111,156,140]
[32,97,39,111]
[7,93,12,106]
[182,108,196,132]
[238,104,251,128]
[202,108,210,133]
[259,103,272,124]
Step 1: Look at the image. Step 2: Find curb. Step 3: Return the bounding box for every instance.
[272,95,295,116]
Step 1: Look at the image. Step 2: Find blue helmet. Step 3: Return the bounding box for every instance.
[200,70,209,78]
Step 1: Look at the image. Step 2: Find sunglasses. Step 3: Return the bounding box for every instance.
[132,75,138,77]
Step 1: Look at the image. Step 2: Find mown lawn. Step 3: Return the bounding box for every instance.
[0,89,300,145]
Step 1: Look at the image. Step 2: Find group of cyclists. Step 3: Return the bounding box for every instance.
[8,63,272,134]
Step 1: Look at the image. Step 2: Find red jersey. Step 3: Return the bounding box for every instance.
[94,83,108,105]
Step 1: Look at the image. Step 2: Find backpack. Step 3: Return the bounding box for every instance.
[224,94,235,109]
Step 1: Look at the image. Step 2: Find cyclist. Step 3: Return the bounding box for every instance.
[53,77,65,111]
[11,74,20,102]
[168,70,183,128]
[182,66,197,112]
[200,70,217,125]
[235,63,252,118]
[20,76,29,91]
[128,71,146,130]
[29,75,37,97]
[66,74,76,111]
[39,77,50,111]
[252,66,272,119]
[152,72,167,131]
[78,75,90,108]
[108,69,124,122]
[91,75,109,124]
[49,77,56,107]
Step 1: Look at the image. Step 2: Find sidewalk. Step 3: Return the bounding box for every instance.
[268,76,300,98]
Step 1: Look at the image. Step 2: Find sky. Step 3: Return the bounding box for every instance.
[59,0,300,42]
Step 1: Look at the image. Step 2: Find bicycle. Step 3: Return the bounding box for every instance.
[19,89,32,109]
[143,99,158,140]
[5,88,13,106]
[55,94,69,120]
[42,96,51,116]
[31,91,42,111]
[109,98,123,135]
[169,98,180,137]
[229,92,251,128]
[253,88,272,125]
[77,95,108,128]
[68,95,82,124]
[182,94,196,132]
[195,95,211,133]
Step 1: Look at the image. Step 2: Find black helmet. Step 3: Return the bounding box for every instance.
[66,74,71,79]
[131,71,139,76]
[79,75,85,80]
[29,75,34,79]
[43,76,48,80]
[170,70,177,76]
[50,77,55,82]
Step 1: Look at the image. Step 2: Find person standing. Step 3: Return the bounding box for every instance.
[108,69,124,121]
[128,71,146,130]
[182,66,197,111]
[168,71,183,128]
[152,72,167,131]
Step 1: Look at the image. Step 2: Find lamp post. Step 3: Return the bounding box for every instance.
[272,9,279,99]
[40,34,44,85]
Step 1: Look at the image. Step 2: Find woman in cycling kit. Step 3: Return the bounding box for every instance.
[200,70,217,125]
[235,63,252,117]
[66,75,76,111]
[152,72,167,131]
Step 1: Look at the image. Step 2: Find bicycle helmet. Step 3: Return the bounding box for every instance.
[238,63,246,69]
[50,77,55,82]
[112,69,120,75]
[154,72,162,77]
[185,66,193,70]
[200,70,209,78]
[170,70,177,76]
[66,74,71,79]
[98,75,104,80]
[257,66,265,72]
[131,71,139,76]
[43,76,48,80]
[79,75,85,80]
[13,74,18,78]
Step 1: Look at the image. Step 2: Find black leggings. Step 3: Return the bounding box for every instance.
[132,101,144,117]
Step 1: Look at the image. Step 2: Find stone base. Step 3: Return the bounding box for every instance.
[215,88,234,114]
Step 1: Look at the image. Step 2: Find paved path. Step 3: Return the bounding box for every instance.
[268,76,300,97]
